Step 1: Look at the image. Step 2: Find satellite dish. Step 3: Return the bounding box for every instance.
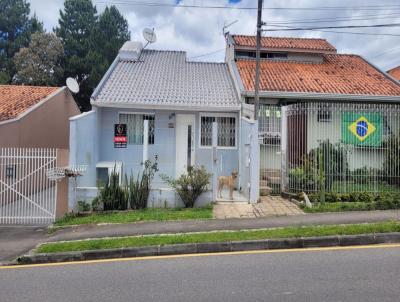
[66,77,79,94]
[143,28,157,44]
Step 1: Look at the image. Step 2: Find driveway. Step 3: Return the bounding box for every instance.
[0,226,48,263]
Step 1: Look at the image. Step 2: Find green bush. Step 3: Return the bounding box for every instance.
[99,170,128,211]
[161,166,211,208]
[77,200,90,213]
[127,159,158,210]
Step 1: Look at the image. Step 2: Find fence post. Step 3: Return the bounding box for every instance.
[212,122,218,202]
[143,119,149,168]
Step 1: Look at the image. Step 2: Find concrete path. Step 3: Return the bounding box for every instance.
[1,210,400,262]
[213,196,304,219]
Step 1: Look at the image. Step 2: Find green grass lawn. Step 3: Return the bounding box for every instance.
[54,206,213,226]
[37,221,400,254]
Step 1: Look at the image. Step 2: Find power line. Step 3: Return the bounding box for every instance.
[266,12,400,24]
[371,46,400,58]
[265,23,400,31]
[267,13,400,25]
[188,48,225,59]
[94,1,400,11]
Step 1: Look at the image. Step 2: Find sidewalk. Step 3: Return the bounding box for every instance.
[1,210,400,263]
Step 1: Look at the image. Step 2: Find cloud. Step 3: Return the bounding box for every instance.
[28,0,400,70]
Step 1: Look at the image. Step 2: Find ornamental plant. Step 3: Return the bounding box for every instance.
[161,166,211,208]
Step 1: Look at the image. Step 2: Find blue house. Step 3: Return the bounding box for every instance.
[69,42,259,209]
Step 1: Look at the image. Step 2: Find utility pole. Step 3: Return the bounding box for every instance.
[254,0,263,120]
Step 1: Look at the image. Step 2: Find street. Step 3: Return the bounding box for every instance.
[1,245,399,302]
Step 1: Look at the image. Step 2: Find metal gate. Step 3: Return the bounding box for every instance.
[259,104,282,195]
[282,102,400,194]
[0,148,57,225]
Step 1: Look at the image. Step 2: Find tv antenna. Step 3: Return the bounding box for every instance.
[66,77,79,94]
[223,20,238,37]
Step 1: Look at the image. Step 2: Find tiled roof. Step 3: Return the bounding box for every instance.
[236,55,400,96]
[232,35,337,53]
[0,85,59,122]
[388,66,400,81]
[93,50,239,108]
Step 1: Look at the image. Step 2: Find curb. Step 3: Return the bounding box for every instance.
[17,232,400,265]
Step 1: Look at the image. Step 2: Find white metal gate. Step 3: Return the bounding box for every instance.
[0,148,57,225]
[259,104,282,194]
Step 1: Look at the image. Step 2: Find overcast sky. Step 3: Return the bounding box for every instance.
[29,0,400,71]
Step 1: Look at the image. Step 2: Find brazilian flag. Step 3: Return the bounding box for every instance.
[341,112,382,146]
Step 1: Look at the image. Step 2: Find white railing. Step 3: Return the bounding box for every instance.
[0,148,57,225]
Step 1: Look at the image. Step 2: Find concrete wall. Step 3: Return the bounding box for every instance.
[0,88,80,148]
[71,107,240,208]
[239,117,259,203]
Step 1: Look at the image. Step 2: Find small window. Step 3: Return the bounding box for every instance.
[96,168,109,186]
[317,110,332,122]
[119,113,155,145]
[200,115,236,147]
[5,164,16,179]
[261,52,288,59]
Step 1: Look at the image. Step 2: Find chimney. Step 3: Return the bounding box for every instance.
[119,41,143,61]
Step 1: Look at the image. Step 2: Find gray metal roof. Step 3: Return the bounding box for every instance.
[91,50,240,109]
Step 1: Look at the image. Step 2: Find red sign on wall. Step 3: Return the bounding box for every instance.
[114,124,127,148]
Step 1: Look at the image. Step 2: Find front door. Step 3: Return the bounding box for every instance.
[175,114,195,177]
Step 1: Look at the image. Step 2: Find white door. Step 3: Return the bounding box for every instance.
[175,114,195,177]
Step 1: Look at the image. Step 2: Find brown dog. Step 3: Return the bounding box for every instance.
[218,171,238,200]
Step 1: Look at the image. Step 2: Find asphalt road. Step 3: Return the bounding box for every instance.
[1,245,400,302]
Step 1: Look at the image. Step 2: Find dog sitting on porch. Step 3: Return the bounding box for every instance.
[218,171,238,200]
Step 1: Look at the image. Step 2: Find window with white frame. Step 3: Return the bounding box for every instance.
[119,113,155,145]
[200,114,236,147]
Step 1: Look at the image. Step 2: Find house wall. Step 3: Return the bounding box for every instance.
[71,107,240,208]
[306,108,399,170]
[0,88,80,148]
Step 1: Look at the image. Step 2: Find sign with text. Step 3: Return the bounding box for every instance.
[114,124,127,148]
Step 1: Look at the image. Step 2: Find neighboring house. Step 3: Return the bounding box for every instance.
[0,85,80,224]
[69,42,256,208]
[0,85,80,148]
[388,66,400,81]
[225,34,400,194]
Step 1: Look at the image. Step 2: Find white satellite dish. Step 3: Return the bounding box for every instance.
[66,77,79,94]
[143,28,157,44]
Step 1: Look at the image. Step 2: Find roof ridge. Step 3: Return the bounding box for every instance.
[231,34,329,41]
[0,84,60,89]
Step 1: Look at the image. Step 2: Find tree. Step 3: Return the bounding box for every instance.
[56,0,98,111]
[56,1,131,111]
[0,0,44,83]
[96,6,130,64]
[13,32,64,86]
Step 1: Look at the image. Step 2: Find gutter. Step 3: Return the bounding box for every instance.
[91,102,241,112]
[242,90,400,103]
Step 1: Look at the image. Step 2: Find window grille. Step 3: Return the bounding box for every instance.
[200,116,236,147]
[119,113,155,145]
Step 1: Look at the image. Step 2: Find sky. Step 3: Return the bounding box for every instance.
[28,0,400,71]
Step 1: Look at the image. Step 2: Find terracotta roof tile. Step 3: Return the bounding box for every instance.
[388,66,400,81]
[236,55,400,96]
[0,85,59,122]
[232,35,337,53]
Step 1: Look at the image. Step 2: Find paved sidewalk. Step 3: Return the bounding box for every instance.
[213,196,304,219]
[1,210,400,263]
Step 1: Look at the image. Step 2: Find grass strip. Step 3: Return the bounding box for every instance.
[37,221,400,254]
[302,202,372,213]
[54,206,213,226]
[302,202,400,213]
